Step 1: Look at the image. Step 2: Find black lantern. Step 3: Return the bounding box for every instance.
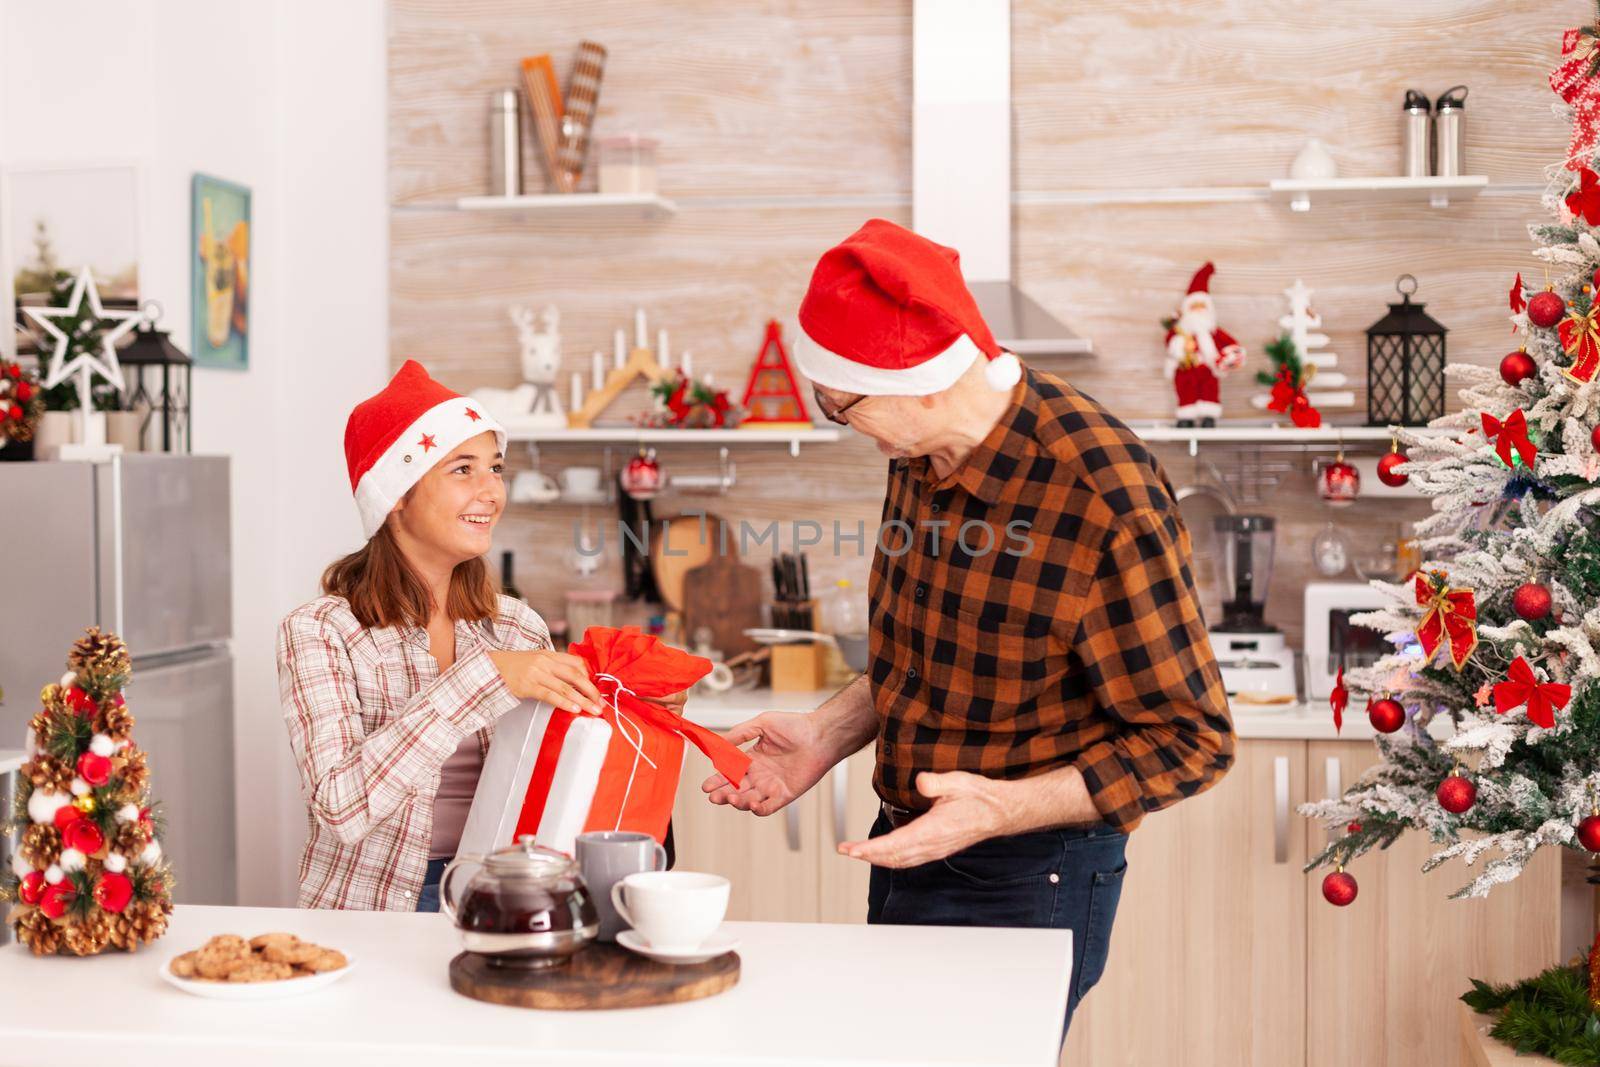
[119,300,191,452]
[1365,274,1446,426]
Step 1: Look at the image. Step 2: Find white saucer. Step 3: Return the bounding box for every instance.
[616,928,739,965]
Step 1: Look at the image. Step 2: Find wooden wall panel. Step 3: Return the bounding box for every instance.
[390,0,1582,645]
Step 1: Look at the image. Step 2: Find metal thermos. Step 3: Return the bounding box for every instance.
[1401,89,1432,177]
[1434,85,1468,177]
[489,89,521,197]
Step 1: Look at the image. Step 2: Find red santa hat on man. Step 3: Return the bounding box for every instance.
[344,359,507,538]
[792,219,1021,396]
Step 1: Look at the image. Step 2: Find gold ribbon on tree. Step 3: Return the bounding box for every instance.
[1414,570,1478,671]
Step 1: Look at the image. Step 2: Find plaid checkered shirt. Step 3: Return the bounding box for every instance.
[867,367,1234,832]
[277,594,550,909]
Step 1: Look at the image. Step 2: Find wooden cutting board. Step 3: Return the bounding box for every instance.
[651,512,720,612]
[682,552,764,659]
[448,945,739,1010]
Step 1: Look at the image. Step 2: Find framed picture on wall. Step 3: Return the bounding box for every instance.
[2,163,141,360]
[190,173,251,371]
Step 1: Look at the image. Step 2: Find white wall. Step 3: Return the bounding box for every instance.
[1,0,389,905]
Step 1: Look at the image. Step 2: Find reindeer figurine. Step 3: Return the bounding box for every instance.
[474,304,567,428]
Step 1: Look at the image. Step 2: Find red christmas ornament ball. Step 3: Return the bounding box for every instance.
[64,685,95,716]
[1346,821,1363,833]
[1437,774,1478,814]
[1529,290,1566,328]
[76,751,112,787]
[1500,350,1538,387]
[1368,698,1406,734]
[1322,870,1359,906]
[17,870,45,906]
[1513,582,1552,622]
[1377,450,1409,487]
[52,803,83,831]
[1577,815,1600,852]
[1591,424,1600,454]
[38,880,76,920]
[94,871,133,914]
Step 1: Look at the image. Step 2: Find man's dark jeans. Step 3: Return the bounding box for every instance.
[865,811,1128,1033]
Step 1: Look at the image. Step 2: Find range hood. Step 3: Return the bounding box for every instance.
[912,0,1092,357]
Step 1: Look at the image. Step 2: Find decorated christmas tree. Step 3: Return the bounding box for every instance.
[1301,16,1600,905]
[3,627,173,955]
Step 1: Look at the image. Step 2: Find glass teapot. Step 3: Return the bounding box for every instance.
[439,835,599,968]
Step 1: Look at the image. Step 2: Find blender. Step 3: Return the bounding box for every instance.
[1208,515,1297,702]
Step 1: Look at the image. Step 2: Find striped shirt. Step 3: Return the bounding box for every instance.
[277,594,550,909]
[867,367,1234,832]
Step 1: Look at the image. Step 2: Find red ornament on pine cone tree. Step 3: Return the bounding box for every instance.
[17,870,45,906]
[93,871,133,914]
[76,750,111,787]
[62,818,104,856]
[1368,698,1406,734]
[1501,349,1538,387]
[1377,449,1409,487]
[38,880,76,920]
[1513,582,1553,621]
[1529,289,1566,328]
[64,685,95,716]
[1578,814,1600,852]
[1437,773,1477,814]
[1322,869,1358,906]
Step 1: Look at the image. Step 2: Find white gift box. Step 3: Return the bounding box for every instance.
[457,701,613,858]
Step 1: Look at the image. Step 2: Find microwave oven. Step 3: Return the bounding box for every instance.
[1303,581,1395,701]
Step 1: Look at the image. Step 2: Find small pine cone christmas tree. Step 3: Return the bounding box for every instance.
[15,910,63,956]
[20,823,61,869]
[5,626,174,957]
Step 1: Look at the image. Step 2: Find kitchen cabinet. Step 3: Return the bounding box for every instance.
[1060,740,1308,1067]
[1060,739,1574,1067]
[1304,740,1563,1067]
[673,736,881,924]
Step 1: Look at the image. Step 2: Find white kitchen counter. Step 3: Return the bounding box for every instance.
[0,904,1072,1067]
[684,686,1417,742]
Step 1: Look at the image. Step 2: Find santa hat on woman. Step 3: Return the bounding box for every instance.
[792,219,1021,396]
[344,360,507,538]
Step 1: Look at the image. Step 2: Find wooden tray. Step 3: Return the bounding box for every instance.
[448,944,739,1010]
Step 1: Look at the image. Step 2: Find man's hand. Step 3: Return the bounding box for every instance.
[702,711,834,816]
[643,688,689,712]
[838,770,1012,868]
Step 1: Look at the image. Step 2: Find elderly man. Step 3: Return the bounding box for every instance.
[704,219,1234,1028]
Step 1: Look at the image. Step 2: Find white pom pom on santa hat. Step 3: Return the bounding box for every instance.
[27,789,70,825]
[103,852,128,874]
[792,219,1024,398]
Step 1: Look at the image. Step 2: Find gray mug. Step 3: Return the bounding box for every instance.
[575,830,668,942]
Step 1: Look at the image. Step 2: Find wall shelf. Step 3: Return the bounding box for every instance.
[502,424,842,457]
[1267,176,1489,212]
[1130,421,1452,454]
[452,192,678,220]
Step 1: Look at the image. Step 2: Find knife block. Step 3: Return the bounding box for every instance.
[769,641,827,692]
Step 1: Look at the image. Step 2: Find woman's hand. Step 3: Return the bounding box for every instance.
[487,650,604,715]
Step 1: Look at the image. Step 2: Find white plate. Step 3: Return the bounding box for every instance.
[159,954,355,1000]
[616,928,739,965]
[742,627,831,646]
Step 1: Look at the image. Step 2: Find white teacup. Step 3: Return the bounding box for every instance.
[511,470,559,503]
[610,871,729,953]
[561,466,602,497]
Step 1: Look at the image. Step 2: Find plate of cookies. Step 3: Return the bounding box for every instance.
[161,933,353,1000]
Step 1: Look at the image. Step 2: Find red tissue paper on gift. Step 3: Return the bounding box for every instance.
[512,626,753,847]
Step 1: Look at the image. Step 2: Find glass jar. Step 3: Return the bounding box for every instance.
[597,134,659,195]
[439,836,599,969]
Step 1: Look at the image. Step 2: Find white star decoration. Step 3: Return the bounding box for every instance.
[21,266,138,394]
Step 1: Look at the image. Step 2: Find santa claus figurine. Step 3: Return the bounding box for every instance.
[1163,262,1246,427]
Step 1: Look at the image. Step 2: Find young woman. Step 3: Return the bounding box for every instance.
[277,361,683,911]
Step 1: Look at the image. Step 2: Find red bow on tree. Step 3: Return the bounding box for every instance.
[1561,296,1600,384]
[1510,272,1527,321]
[1330,666,1348,734]
[1493,656,1572,729]
[1267,366,1322,428]
[1415,571,1478,671]
[1552,26,1600,171]
[1481,408,1537,468]
[1570,166,1600,224]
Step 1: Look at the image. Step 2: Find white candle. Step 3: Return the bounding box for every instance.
[592,350,605,389]
[614,329,626,370]
[658,327,670,371]
[571,371,583,411]
[634,308,647,349]
[681,349,693,378]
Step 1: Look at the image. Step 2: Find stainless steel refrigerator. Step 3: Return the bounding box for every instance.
[0,455,237,905]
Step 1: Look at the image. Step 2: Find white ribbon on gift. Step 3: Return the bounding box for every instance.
[595,671,658,832]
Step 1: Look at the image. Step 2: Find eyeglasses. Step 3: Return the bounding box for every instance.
[814,387,867,425]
